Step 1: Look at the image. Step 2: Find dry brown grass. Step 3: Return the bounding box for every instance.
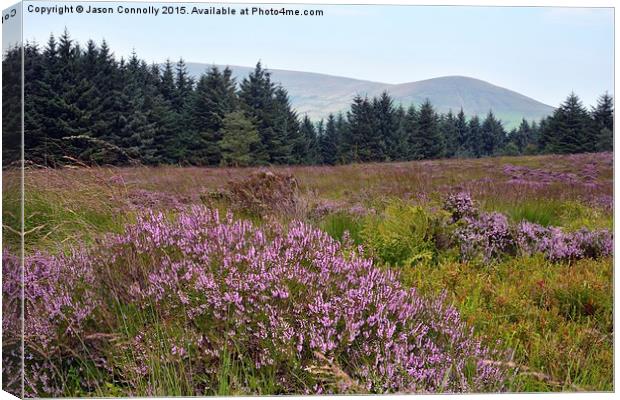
[13,152,611,211]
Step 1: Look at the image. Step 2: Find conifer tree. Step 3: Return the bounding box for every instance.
[319,114,339,165]
[3,45,22,166]
[334,112,349,163]
[543,92,594,154]
[454,109,469,157]
[23,42,47,164]
[219,111,261,167]
[238,62,281,164]
[592,92,614,152]
[9,29,611,168]
[187,66,237,165]
[480,111,505,156]
[510,119,532,153]
[159,59,176,103]
[347,95,385,162]
[411,100,444,159]
[440,110,458,158]
[402,105,418,161]
[273,86,302,164]
[373,91,399,161]
[174,59,193,113]
[467,115,483,157]
[300,115,320,164]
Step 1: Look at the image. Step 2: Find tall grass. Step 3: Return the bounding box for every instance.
[318,212,364,245]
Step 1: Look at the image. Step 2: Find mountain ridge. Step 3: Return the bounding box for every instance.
[182,62,555,129]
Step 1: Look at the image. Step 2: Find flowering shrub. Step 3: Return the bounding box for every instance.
[2,247,103,397]
[444,193,613,263]
[455,212,515,262]
[2,250,22,396]
[3,206,510,396]
[443,192,478,222]
[114,207,510,393]
[516,221,613,262]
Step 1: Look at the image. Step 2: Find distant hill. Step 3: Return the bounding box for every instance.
[183,62,555,129]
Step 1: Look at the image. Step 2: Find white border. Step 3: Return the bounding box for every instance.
[0,1,616,399]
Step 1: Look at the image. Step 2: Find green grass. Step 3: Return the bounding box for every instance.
[487,199,567,226]
[483,199,612,231]
[318,212,364,245]
[400,255,613,391]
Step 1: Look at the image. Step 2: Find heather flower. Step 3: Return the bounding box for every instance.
[454,212,514,262]
[5,206,510,396]
[449,194,613,263]
[311,199,345,217]
[2,246,101,397]
[515,221,612,262]
[590,195,613,213]
[502,164,579,185]
[443,192,478,222]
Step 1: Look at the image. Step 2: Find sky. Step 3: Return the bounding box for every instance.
[5,1,615,107]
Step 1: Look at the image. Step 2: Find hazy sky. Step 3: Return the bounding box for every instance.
[9,1,615,107]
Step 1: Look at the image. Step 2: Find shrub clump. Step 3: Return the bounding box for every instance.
[443,192,613,262]
[515,222,613,262]
[2,248,102,397]
[455,212,515,262]
[443,192,478,222]
[226,169,303,217]
[3,206,509,396]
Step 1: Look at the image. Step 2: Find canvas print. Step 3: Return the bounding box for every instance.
[1,1,614,397]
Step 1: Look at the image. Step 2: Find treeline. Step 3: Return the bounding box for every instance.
[2,31,614,167]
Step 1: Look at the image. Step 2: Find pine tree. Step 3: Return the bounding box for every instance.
[510,119,532,153]
[219,111,261,167]
[390,105,409,161]
[272,86,301,164]
[3,44,23,166]
[300,115,320,164]
[159,59,176,103]
[454,109,470,157]
[525,121,540,154]
[88,39,116,141]
[238,62,284,164]
[334,112,349,163]
[480,111,505,156]
[187,66,237,165]
[347,95,385,162]
[33,31,86,164]
[467,115,483,157]
[18,29,609,167]
[147,94,179,164]
[22,42,48,165]
[592,92,614,152]
[440,110,458,158]
[373,91,398,161]
[411,100,444,159]
[402,105,418,160]
[543,92,594,154]
[319,114,339,165]
[174,58,194,113]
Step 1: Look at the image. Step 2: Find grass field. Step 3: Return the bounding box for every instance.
[2,152,613,396]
